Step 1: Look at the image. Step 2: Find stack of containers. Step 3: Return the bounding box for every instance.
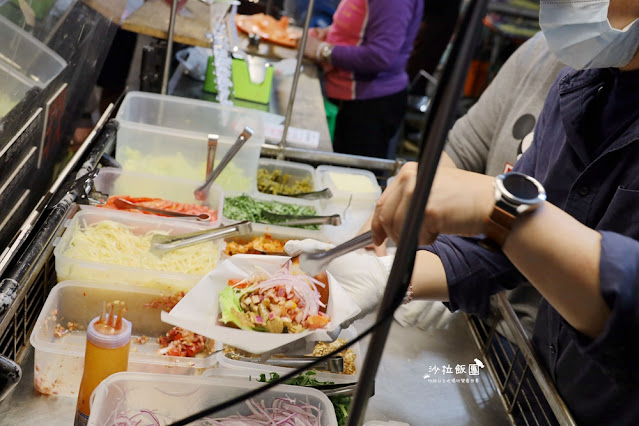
[114,91,263,193]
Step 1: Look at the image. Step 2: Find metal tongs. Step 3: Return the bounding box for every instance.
[260,211,342,227]
[227,353,345,373]
[195,126,254,204]
[113,198,211,222]
[149,220,252,256]
[288,188,333,200]
[298,231,374,276]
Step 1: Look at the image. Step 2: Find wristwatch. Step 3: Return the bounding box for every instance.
[318,42,333,64]
[482,172,546,249]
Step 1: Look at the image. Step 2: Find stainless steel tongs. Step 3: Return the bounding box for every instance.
[195,126,254,205]
[260,211,342,226]
[149,220,253,256]
[287,188,333,200]
[226,353,345,373]
[298,231,374,276]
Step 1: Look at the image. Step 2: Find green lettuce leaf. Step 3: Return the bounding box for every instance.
[219,286,254,331]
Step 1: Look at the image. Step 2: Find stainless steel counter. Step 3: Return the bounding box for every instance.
[0,314,509,425]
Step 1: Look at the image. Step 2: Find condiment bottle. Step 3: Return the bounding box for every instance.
[74,303,131,426]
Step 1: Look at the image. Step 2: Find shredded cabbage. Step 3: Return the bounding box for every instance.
[62,220,218,275]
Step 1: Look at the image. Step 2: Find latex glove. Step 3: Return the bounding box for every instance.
[393,300,457,331]
[284,239,393,320]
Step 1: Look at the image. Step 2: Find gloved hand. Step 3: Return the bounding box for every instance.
[284,239,393,321]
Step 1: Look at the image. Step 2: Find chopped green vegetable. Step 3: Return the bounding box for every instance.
[257,371,351,426]
[223,194,320,230]
[257,168,313,195]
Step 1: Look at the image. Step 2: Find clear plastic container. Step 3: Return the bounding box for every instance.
[215,326,362,384]
[88,373,337,426]
[115,92,263,193]
[92,167,224,227]
[256,158,317,196]
[316,165,381,204]
[222,192,334,241]
[0,64,34,119]
[54,208,221,292]
[29,281,219,397]
[221,228,334,259]
[0,14,66,87]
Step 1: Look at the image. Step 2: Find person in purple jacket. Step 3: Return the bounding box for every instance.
[303,0,423,158]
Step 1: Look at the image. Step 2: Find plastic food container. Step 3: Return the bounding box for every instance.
[256,158,317,196]
[88,373,337,426]
[92,167,224,227]
[215,326,362,384]
[0,64,34,119]
[29,281,219,397]
[54,208,221,292]
[115,92,263,193]
[0,14,66,87]
[316,165,381,204]
[222,192,334,241]
[221,228,334,259]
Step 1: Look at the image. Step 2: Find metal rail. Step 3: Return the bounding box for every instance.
[277,0,316,159]
[261,144,404,174]
[465,293,577,425]
[161,0,179,95]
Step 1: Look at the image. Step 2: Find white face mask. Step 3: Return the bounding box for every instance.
[540,0,639,69]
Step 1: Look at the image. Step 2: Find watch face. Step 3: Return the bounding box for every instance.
[498,172,546,206]
[503,173,539,200]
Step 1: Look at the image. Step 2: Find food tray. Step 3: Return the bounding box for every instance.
[88,373,337,426]
[92,167,224,227]
[316,165,381,204]
[0,14,66,87]
[54,208,221,292]
[29,281,219,397]
[214,326,362,384]
[221,191,334,241]
[115,91,263,193]
[256,158,317,196]
[221,228,334,260]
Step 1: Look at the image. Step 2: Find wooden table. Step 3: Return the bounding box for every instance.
[121,0,210,47]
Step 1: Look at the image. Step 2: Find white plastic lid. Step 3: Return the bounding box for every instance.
[86,316,132,349]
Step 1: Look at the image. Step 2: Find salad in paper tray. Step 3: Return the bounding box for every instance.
[161,255,360,354]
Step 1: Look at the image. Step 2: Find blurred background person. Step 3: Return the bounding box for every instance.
[303,0,423,159]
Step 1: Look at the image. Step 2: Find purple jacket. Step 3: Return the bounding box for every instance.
[324,0,423,100]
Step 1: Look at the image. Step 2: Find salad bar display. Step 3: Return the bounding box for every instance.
[17,91,388,425]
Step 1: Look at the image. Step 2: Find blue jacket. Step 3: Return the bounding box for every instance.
[426,67,639,425]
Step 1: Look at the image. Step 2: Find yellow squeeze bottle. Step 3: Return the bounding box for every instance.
[74,303,131,426]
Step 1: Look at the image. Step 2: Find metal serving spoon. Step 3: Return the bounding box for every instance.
[259,211,342,226]
[298,231,374,276]
[287,188,333,200]
[113,198,211,222]
[149,220,252,256]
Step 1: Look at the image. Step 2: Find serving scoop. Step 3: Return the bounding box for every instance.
[150,220,252,256]
[298,231,374,276]
[260,211,342,226]
[113,197,211,222]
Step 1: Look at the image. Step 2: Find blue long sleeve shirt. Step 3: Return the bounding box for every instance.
[425,67,639,425]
